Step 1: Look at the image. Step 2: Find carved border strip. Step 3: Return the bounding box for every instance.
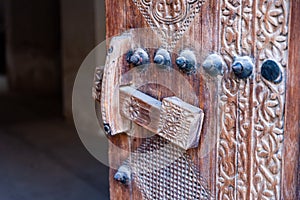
[217,0,289,199]
[252,1,289,199]
[217,0,242,199]
[93,66,104,102]
[237,0,255,199]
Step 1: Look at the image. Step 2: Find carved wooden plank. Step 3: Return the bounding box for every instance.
[101,35,132,135]
[216,0,291,199]
[106,1,150,200]
[105,1,226,199]
[217,0,241,198]
[103,1,300,199]
[119,86,161,133]
[119,86,204,150]
[252,1,290,199]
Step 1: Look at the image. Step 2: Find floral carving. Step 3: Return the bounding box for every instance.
[217,0,241,199]
[237,1,254,198]
[256,0,289,67]
[241,0,254,54]
[123,97,141,120]
[217,0,288,199]
[251,0,288,199]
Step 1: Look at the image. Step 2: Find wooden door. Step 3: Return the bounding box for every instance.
[100,0,300,199]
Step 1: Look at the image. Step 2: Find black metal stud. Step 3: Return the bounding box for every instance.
[202,54,224,77]
[154,48,171,68]
[232,56,253,79]
[176,50,197,75]
[261,59,283,83]
[103,123,111,135]
[126,48,149,66]
[114,164,131,185]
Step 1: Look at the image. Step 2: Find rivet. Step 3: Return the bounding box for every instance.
[114,164,132,185]
[154,48,171,68]
[103,123,111,135]
[126,48,149,66]
[261,59,282,83]
[232,56,253,79]
[108,46,114,54]
[202,54,224,77]
[176,50,197,75]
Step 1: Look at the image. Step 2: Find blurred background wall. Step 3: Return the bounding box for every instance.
[1,0,106,119]
[0,0,109,199]
[0,0,7,90]
[4,0,61,95]
[61,0,105,118]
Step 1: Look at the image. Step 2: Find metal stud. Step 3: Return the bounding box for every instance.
[261,59,283,84]
[176,50,197,75]
[114,164,132,185]
[103,123,111,135]
[127,48,149,66]
[202,54,224,77]
[154,48,171,68]
[232,56,253,79]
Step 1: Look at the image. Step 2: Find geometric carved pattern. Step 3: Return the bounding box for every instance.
[119,86,204,150]
[132,0,206,50]
[158,97,204,150]
[92,66,104,102]
[217,0,289,199]
[121,135,212,199]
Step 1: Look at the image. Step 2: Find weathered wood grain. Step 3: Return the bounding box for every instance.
[103,0,300,199]
[101,35,131,135]
[104,0,225,199]
[282,0,300,199]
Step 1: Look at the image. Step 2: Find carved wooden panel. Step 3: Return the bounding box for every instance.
[104,0,300,199]
[132,0,205,50]
[216,0,290,199]
[252,1,289,199]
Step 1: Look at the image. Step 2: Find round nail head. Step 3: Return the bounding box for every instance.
[154,54,164,65]
[261,59,282,83]
[130,55,140,65]
[103,123,111,135]
[232,56,253,79]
